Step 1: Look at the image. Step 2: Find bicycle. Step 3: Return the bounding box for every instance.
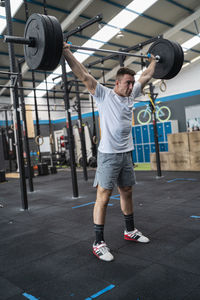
[136,99,171,125]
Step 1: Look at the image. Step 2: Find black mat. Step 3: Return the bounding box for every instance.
[1,169,200,300]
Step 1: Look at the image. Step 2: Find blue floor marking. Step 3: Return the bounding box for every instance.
[85,284,115,299]
[72,202,113,209]
[190,215,200,219]
[22,293,39,300]
[72,202,95,209]
[110,194,120,200]
[167,178,197,183]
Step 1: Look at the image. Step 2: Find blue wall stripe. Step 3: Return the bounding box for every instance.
[85,284,115,299]
[190,216,200,219]
[134,89,200,108]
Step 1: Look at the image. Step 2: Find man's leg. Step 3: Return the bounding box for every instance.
[118,185,150,243]
[92,185,114,262]
[118,185,133,216]
[93,185,112,244]
[94,185,112,225]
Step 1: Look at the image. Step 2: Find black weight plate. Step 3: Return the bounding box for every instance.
[24,13,47,70]
[39,15,63,71]
[148,39,176,79]
[164,41,184,79]
[38,15,53,70]
[24,13,63,71]
[47,15,63,70]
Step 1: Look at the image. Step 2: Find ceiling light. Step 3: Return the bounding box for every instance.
[181,35,200,52]
[182,62,190,68]
[190,55,200,63]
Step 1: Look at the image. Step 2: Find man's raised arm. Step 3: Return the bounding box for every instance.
[62,42,97,95]
[138,55,156,90]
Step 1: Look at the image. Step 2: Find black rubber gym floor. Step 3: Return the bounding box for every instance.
[1,169,200,300]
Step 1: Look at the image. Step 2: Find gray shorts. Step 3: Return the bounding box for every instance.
[93,151,136,190]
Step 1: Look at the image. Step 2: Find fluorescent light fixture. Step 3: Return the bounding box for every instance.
[127,0,158,14]
[191,55,200,63]
[0,0,23,34]
[29,0,159,98]
[182,62,190,68]
[181,35,200,52]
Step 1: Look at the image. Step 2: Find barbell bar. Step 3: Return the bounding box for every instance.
[4,35,160,60]
[68,44,160,61]
[3,13,184,80]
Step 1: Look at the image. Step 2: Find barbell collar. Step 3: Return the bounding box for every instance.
[4,35,35,47]
[70,44,149,59]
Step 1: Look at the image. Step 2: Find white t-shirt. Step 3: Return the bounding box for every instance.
[93,81,141,153]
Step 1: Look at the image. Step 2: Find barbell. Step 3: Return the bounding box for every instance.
[4,13,184,80]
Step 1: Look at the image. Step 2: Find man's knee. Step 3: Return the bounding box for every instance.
[96,185,112,204]
[119,186,132,194]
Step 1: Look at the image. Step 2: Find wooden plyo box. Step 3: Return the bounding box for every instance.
[150,152,170,171]
[190,152,200,171]
[168,132,189,153]
[188,131,200,152]
[168,152,190,171]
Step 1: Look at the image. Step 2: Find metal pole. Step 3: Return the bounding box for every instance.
[5,110,12,172]
[32,70,41,162]
[17,59,34,192]
[23,0,41,163]
[44,73,54,168]
[90,95,97,159]
[61,56,79,198]
[5,0,28,209]
[149,84,162,178]
[74,76,88,181]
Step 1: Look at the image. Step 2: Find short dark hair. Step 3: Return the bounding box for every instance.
[116,67,135,80]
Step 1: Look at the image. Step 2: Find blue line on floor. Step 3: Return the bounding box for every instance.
[167,178,197,183]
[85,284,115,299]
[22,293,39,300]
[72,202,114,209]
[72,202,95,209]
[110,194,120,200]
[190,215,200,219]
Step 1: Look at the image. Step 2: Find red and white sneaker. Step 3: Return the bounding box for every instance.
[124,228,150,243]
[93,241,114,262]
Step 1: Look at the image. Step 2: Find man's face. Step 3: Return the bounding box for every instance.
[115,74,135,97]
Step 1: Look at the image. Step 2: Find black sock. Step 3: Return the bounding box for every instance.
[94,224,104,244]
[124,213,134,232]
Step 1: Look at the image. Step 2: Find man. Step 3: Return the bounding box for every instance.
[63,42,156,262]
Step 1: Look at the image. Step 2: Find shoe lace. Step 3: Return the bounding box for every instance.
[128,229,141,237]
[97,242,110,254]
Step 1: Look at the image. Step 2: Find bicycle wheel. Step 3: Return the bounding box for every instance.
[157,106,171,122]
[137,109,151,124]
